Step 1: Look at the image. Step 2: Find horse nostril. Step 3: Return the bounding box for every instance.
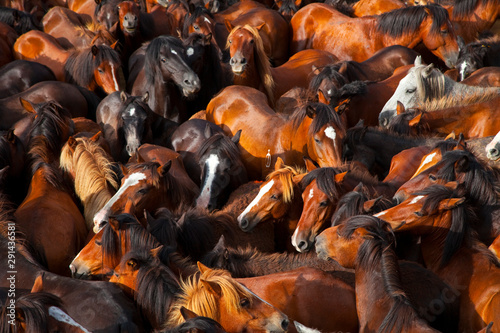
[207,203,214,211]
[298,241,308,252]
[230,58,236,65]
[239,218,249,230]
[241,58,247,64]
[281,318,289,331]
[490,148,498,156]
[382,117,388,127]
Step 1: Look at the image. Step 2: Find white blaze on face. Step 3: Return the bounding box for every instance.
[198,154,220,206]
[171,49,178,55]
[187,47,194,57]
[374,210,386,217]
[237,180,275,223]
[411,152,437,178]
[111,64,120,91]
[48,307,91,333]
[324,126,337,148]
[125,106,136,117]
[409,195,424,205]
[204,17,211,24]
[308,188,314,200]
[93,172,147,232]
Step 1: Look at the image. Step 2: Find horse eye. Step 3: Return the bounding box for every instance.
[95,239,102,246]
[127,260,137,269]
[406,88,416,94]
[250,39,254,44]
[415,211,423,217]
[240,298,250,307]
[441,29,448,34]
[161,58,167,63]
[314,137,320,143]
[98,68,104,74]
[271,194,278,200]
[194,24,200,31]
[319,201,328,207]
[138,188,148,194]
[429,174,437,181]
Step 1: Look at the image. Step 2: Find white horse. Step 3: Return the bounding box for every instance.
[379,56,500,127]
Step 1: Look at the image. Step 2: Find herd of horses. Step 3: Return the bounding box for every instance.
[0,0,499,331]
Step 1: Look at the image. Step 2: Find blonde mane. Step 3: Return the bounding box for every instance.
[414,65,500,111]
[60,137,118,231]
[266,164,305,204]
[167,268,253,327]
[226,25,275,103]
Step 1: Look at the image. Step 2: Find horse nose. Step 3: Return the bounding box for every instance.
[297,240,309,252]
[240,57,247,64]
[489,148,499,158]
[281,318,289,331]
[69,264,76,277]
[230,57,236,65]
[239,218,249,231]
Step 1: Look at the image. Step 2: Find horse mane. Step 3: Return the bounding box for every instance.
[340,215,422,332]
[196,133,241,167]
[161,315,225,333]
[167,267,253,327]
[266,164,304,204]
[1,292,65,332]
[434,150,500,206]
[226,25,275,103]
[377,4,449,37]
[300,166,348,201]
[120,248,180,330]
[412,65,500,109]
[0,7,39,34]
[221,181,262,217]
[60,136,118,228]
[64,44,121,90]
[144,35,186,85]
[308,64,348,92]
[127,161,198,214]
[147,207,180,250]
[290,102,343,137]
[452,0,498,19]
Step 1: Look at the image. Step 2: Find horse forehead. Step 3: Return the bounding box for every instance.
[122,171,148,187]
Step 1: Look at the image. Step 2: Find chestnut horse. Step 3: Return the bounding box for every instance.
[377,184,500,332]
[290,3,459,68]
[206,86,346,179]
[226,25,337,105]
[14,100,88,277]
[316,215,456,332]
[13,30,125,96]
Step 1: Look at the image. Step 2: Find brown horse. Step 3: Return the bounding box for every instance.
[14,100,87,277]
[290,4,459,68]
[316,215,453,332]
[376,184,500,332]
[13,30,125,96]
[352,0,406,16]
[206,86,346,179]
[226,25,337,105]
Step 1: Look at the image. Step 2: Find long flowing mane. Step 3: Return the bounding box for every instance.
[377,4,450,37]
[64,44,121,90]
[412,65,500,110]
[226,25,275,103]
[265,164,305,204]
[168,267,253,326]
[340,215,425,332]
[60,136,118,229]
[452,0,499,18]
[290,103,344,137]
[300,166,347,201]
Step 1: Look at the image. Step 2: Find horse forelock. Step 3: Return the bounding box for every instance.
[183,6,214,37]
[309,65,347,93]
[308,103,344,137]
[196,134,241,166]
[266,165,304,204]
[300,167,345,201]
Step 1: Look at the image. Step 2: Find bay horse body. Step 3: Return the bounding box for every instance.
[290,3,459,68]
[0,60,55,98]
[206,85,346,179]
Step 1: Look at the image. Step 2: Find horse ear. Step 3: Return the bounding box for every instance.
[204,123,212,139]
[224,19,234,32]
[108,216,121,231]
[6,129,16,144]
[423,63,434,77]
[295,0,302,7]
[120,91,128,102]
[180,307,199,320]
[31,273,45,293]
[120,164,129,176]
[363,196,382,213]
[142,92,149,103]
[67,136,78,153]
[110,40,120,50]
[197,261,212,274]
[444,131,455,141]
[353,182,364,192]
[414,55,422,67]
[338,62,348,75]
[144,209,154,225]
[204,33,213,45]
[213,235,226,252]
[334,171,348,183]
[303,156,317,172]
[94,0,101,4]
[396,101,405,115]
[408,112,422,127]
[19,98,36,113]
[255,22,265,31]
[150,245,164,258]
[353,119,364,128]
[200,278,222,296]
[311,65,321,76]
[232,129,242,144]
[275,157,285,170]
[439,197,465,211]
[444,181,458,191]
[90,131,102,142]
[92,45,100,57]
[454,154,470,172]
[159,160,172,176]
[457,36,466,51]
[305,104,316,118]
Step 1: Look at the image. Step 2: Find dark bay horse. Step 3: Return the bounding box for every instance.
[206,86,346,179]
[0,60,55,98]
[290,3,459,68]
[456,35,500,81]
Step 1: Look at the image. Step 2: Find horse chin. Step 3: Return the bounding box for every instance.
[124,27,137,35]
[231,65,246,75]
[487,151,500,161]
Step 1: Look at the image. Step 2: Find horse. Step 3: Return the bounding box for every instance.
[95,91,155,162]
[379,57,500,126]
[0,129,26,203]
[0,60,55,98]
[206,86,346,179]
[351,0,406,16]
[158,308,228,333]
[0,22,17,68]
[13,30,125,97]
[456,35,500,81]
[315,215,456,332]
[486,131,500,162]
[42,6,116,50]
[171,119,247,211]
[128,35,200,122]
[236,158,304,251]
[226,25,337,105]
[375,184,500,332]
[290,4,459,68]
[0,291,91,332]
[14,100,88,277]
[0,6,40,34]
[167,262,290,333]
[60,133,118,231]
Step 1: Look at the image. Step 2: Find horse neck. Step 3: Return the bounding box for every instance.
[233,60,263,92]
[452,0,500,42]
[282,116,312,158]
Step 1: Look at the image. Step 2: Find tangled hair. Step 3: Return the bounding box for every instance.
[265,164,304,204]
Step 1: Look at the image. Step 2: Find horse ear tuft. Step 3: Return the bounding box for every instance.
[142,92,149,103]
[224,19,234,32]
[334,171,349,183]
[396,101,405,115]
[232,129,242,144]
[439,197,465,211]
[305,104,316,118]
[90,131,102,142]
[255,22,265,31]
[180,307,199,320]
[159,160,172,176]
[213,235,226,252]
[363,196,382,213]
[303,156,317,172]
[408,112,422,127]
[353,182,364,192]
[19,98,36,113]
[414,55,422,67]
[444,131,455,141]
[423,63,434,77]
[67,136,78,153]
[197,261,211,274]
[150,245,163,258]
[200,278,222,296]
[120,91,128,102]
[6,129,16,143]
[204,123,212,139]
[275,156,285,170]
